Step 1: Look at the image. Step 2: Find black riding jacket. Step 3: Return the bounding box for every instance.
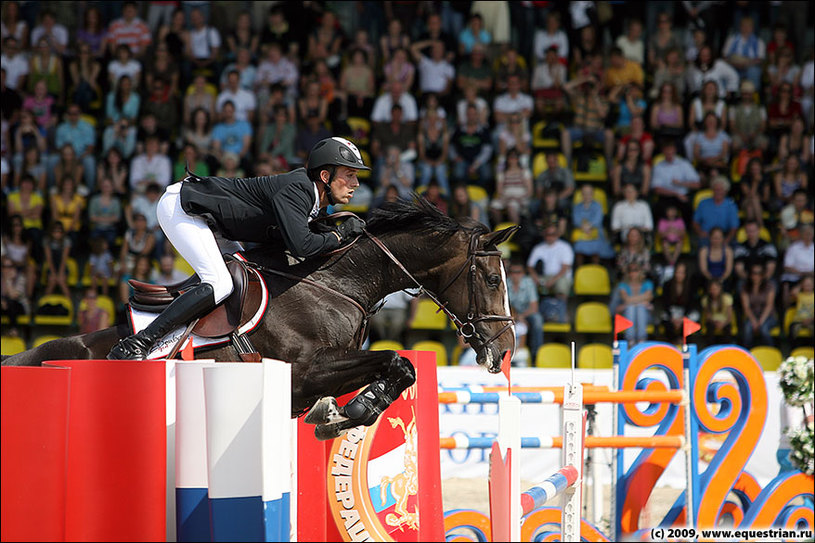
[180,168,341,258]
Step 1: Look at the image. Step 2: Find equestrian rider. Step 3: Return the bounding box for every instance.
[107,137,370,360]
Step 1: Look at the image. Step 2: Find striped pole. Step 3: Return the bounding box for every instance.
[440,435,685,450]
[438,389,685,405]
[520,465,579,516]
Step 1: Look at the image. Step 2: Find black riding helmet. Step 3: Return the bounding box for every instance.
[307,137,370,204]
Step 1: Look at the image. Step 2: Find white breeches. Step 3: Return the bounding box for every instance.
[156,183,234,304]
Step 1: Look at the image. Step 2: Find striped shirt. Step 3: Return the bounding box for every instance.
[106,17,152,54]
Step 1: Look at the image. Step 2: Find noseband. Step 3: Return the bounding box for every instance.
[365,230,515,352]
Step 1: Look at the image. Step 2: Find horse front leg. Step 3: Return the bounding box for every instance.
[301,349,416,441]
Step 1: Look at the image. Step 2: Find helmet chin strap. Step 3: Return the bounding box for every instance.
[323,168,337,205]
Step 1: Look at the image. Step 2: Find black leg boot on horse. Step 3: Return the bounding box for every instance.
[304,351,416,440]
[107,283,218,360]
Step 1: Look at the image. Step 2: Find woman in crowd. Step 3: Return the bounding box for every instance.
[53,144,85,195]
[739,262,778,348]
[106,74,141,124]
[702,278,734,345]
[613,262,654,346]
[339,48,376,119]
[610,138,651,198]
[68,40,103,112]
[6,175,45,260]
[773,154,809,210]
[87,177,123,248]
[1,215,37,298]
[698,226,734,288]
[42,221,72,299]
[571,183,614,266]
[96,147,129,195]
[50,175,85,251]
[490,148,533,226]
[649,82,684,139]
[28,37,64,104]
[660,261,699,344]
[616,226,651,281]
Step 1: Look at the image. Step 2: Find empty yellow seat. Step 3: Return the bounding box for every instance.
[33,294,74,326]
[790,346,814,360]
[577,343,613,369]
[1,336,27,356]
[369,340,404,351]
[535,343,572,368]
[750,346,783,372]
[410,299,449,330]
[410,340,448,366]
[574,264,611,296]
[575,302,612,334]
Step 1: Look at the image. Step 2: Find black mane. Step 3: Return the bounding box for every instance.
[365,196,487,237]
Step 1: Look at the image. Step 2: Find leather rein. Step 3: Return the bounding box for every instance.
[244,221,514,352]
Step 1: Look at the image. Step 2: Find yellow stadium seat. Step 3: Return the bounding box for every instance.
[572,186,608,214]
[790,346,814,360]
[542,321,572,333]
[575,302,612,334]
[33,294,74,326]
[410,299,450,330]
[1,336,27,356]
[492,221,520,255]
[40,257,80,287]
[654,232,692,255]
[410,340,448,366]
[345,116,371,147]
[578,343,613,369]
[531,120,561,150]
[573,154,607,183]
[574,264,611,296]
[0,313,30,326]
[369,340,404,351]
[750,346,783,372]
[466,185,489,205]
[735,226,773,244]
[535,343,572,368]
[693,189,713,211]
[532,151,567,178]
[32,334,63,348]
[81,260,119,287]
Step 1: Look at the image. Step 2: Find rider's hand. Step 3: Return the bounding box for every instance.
[336,216,366,243]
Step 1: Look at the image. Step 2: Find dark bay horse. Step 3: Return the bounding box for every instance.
[2,199,517,439]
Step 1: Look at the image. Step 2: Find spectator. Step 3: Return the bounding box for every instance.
[15,146,47,193]
[734,219,778,291]
[781,224,815,306]
[613,261,654,346]
[410,39,456,108]
[217,69,256,124]
[455,84,490,129]
[69,41,103,113]
[767,22,796,66]
[151,254,190,286]
[496,112,532,169]
[339,48,375,119]
[30,9,69,56]
[531,45,568,112]
[216,152,244,178]
[608,83,646,150]
[382,47,416,93]
[490,147,533,226]
[615,18,644,65]
[53,144,85,196]
[779,188,814,247]
[211,101,253,166]
[801,51,813,122]
[107,43,142,89]
[128,181,166,256]
[27,37,64,103]
[449,104,494,191]
[660,261,699,344]
[773,155,809,211]
[371,104,417,173]
[693,176,740,246]
[657,204,687,270]
[376,145,415,200]
[423,179,448,215]
[88,177,123,248]
[1,215,36,298]
[560,72,608,168]
[612,136,651,198]
[698,227,735,288]
[157,8,189,65]
[737,158,771,228]
[571,183,615,266]
[617,226,651,280]
[296,77,329,130]
[118,213,156,278]
[105,74,141,124]
[493,73,534,134]
[686,45,740,99]
[449,184,488,226]
[417,11,457,64]
[103,117,137,160]
[142,77,178,137]
[788,273,814,339]
[651,139,700,224]
[729,80,769,157]
[23,79,56,140]
[692,112,731,181]
[648,12,682,70]
[604,47,644,92]
[255,42,299,107]
[50,175,85,249]
[739,262,778,348]
[1,36,28,92]
[306,10,344,70]
[257,104,297,170]
[129,135,172,194]
[526,223,574,323]
[6,176,44,255]
[611,182,653,244]
[185,7,221,80]
[766,46,802,100]
[1,1,28,47]
[119,254,154,308]
[455,42,493,98]
[533,188,570,241]
[651,47,687,102]
[97,147,129,195]
[78,287,110,334]
[219,47,256,93]
[534,150,575,211]
[701,278,734,344]
[767,82,804,141]
[458,12,491,58]
[135,112,172,160]
[369,289,414,345]
[416,104,450,194]
[507,258,543,360]
[1,255,30,335]
[649,82,684,140]
[225,10,259,62]
[145,42,180,98]
[686,80,727,157]
[183,73,216,126]
[571,25,601,71]
[493,47,529,96]
[371,80,419,124]
[259,5,298,59]
[175,143,209,180]
[722,17,765,90]
[293,112,331,166]
[105,1,151,58]
[380,18,412,65]
[86,238,114,298]
[42,220,71,299]
[777,116,812,166]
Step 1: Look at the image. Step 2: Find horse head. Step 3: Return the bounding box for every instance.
[434,225,519,373]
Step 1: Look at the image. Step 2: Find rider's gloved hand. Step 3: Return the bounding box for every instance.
[336,216,366,244]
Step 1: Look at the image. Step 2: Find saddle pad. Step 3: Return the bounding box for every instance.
[129,267,269,360]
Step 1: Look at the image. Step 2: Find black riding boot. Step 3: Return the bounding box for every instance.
[108,283,217,360]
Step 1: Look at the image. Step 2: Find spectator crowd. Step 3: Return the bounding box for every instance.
[1,1,813,363]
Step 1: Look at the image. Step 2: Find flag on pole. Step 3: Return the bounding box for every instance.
[501,350,512,395]
[682,317,701,345]
[614,314,633,340]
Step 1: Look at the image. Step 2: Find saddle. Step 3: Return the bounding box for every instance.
[129,258,264,340]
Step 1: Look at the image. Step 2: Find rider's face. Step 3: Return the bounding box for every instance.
[329,166,360,204]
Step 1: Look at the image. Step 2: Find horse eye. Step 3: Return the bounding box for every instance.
[487,274,501,287]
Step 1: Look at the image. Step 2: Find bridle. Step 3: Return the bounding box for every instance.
[364,229,515,352]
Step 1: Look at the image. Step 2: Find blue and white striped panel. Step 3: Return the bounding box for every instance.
[203,364,265,542]
[261,359,292,543]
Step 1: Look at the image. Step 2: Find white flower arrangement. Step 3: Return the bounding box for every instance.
[778,355,814,475]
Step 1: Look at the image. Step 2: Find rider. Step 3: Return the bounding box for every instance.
[107,137,370,360]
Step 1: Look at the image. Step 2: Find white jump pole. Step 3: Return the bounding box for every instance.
[497,392,522,542]
[561,342,584,542]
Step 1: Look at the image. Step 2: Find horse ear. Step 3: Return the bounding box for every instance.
[481,225,520,249]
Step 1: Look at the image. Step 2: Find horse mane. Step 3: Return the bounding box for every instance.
[365,196,488,238]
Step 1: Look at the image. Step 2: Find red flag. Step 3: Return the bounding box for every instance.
[501,350,512,395]
[614,314,633,338]
[682,318,701,344]
[180,337,195,360]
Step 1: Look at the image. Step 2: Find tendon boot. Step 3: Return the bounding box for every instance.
[108,283,217,360]
[342,356,416,426]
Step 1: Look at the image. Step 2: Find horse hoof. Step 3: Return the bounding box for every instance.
[304,396,342,425]
[314,421,353,441]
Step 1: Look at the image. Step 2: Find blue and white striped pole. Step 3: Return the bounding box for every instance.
[520,465,579,516]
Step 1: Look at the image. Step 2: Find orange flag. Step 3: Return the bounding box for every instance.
[682,317,701,345]
[614,314,633,339]
[501,350,512,395]
[180,338,195,360]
